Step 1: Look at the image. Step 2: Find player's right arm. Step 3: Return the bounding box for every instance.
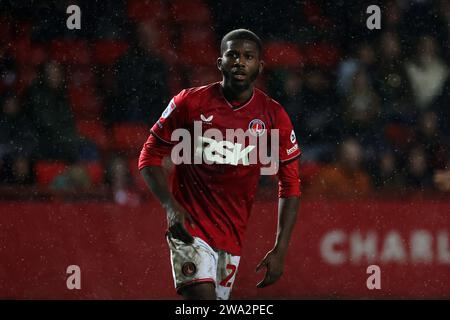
[139,91,194,244]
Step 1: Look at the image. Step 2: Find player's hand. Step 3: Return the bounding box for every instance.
[165,200,195,244]
[255,248,286,288]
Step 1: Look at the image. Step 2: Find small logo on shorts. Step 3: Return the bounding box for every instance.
[182,262,197,277]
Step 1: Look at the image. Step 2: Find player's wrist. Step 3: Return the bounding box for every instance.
[272,242,289,258]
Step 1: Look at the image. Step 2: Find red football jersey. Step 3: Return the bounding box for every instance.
[146,82,300,255]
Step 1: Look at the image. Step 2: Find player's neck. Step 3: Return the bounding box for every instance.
[220,81,254,107]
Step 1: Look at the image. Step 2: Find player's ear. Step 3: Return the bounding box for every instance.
[217,57,223,71]
[259,60,264,74]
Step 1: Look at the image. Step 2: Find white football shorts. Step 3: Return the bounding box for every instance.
[166,232,240,300]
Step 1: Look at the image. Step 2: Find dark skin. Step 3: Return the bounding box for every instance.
[140,38,300,299]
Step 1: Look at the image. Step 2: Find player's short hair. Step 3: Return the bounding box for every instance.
[220,29,262,56]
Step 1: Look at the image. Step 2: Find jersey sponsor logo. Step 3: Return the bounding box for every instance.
[195,136,255,166]
[287,144,299,155]
[248,119,266,137]
[171,121,280,174]
[181,262,197,277]
[290,130,296,143]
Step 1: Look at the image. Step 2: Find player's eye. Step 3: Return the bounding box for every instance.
[246,54,254,60]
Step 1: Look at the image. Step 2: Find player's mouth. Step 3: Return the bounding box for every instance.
[231,70,247,81]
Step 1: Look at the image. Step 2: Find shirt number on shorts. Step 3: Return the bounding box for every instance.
[219,264,236,288]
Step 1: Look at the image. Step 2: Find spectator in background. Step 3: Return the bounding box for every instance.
[51,164,92,192]
[106,156,140,206]
[25,60,82,162]
[405,145,433,189]
[297,67,341,161]
[270,69,303,138]
[374,31,413,123]
[434,169,450,192]
[372,147,405,190]
[342,68,381,148]
[416,111,449,170]
[405,35,448,111]
[432,76,450,135]
[307,138,373,198]
[111,21,170,125]
[0,93,37,184]
[0,52,17,95]
[337,42,377,96]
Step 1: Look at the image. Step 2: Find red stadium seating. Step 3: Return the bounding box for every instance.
[303,0,332,29]
[112,123,150,155]
[68,85,102,120]
[76,120,110,151]
[15,66,38,97]
[92,40,129,65]
[127,0,169,23]
[35,161,69,187]
[188,66,220,87]
[84,161,104,185]
[264,42,304,69]
[50,39,91,65]
[178,28,218,67]
[299,161,322,186]
[170,0,212,25]
[67,66,96,87]
[304,42,340,68]
[9,38,47,67]
[385,123,416,148]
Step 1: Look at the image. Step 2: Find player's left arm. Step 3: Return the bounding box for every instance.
[256,105,302,288]
[256,158,301,288]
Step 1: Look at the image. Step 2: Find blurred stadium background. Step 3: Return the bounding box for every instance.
[0,0,449,299]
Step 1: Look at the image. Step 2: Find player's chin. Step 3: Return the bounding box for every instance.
[230,78,251,90]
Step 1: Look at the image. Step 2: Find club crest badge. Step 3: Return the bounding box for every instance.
[182,262,197,277]
[248,119,266,137]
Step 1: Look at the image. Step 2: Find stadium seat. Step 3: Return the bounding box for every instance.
[178,28,218,67]
[84,161,104,185]
[112,123,150,155]
[188,66,220,87]
[15,66,38,97]
[68,85,102,120]
[264,42,304,69]
[127,0,169,23]
[303,0,332,29]
[385,124,415,147]
[299,161,322,186]
[10,38,47,67]
[170,0,212,25]
[67,66,95,87]
[76,120,110,151]
[304,43,340,68]
[50,39,91,65]
[93,40,129,65]
[35,161,69,187]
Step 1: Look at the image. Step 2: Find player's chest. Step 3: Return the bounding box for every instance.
[186,103,274,135]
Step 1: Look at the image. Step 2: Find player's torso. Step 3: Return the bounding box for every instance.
[181,84,277,170]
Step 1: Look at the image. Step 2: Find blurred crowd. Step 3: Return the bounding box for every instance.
[0,0,449,201]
